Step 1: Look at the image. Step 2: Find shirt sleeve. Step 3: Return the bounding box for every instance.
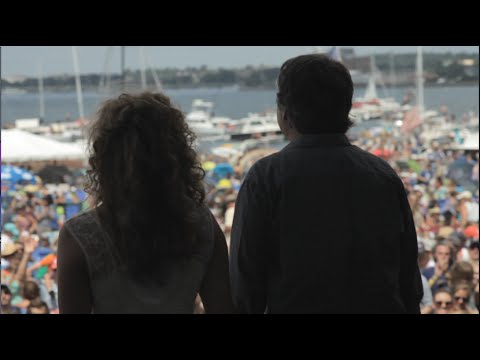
[229,166,270,314]
[39,253,55,267]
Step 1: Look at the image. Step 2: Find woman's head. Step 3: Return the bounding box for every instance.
[452,282,472,311]
[85,92,206,281]
[433,288,454,314]
[449,261,474,286]
[86,92,205,206]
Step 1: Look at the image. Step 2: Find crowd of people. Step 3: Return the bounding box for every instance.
[1,114,478,314]
[353,125,479,314]
[1,177,88,314]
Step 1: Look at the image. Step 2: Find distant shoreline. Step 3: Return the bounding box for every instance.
[3,81,479,95]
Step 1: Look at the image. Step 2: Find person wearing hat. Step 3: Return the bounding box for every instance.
[425,207,442,234]
[2,233,38,309]
[230,54,423,314]
[457,191,479,228]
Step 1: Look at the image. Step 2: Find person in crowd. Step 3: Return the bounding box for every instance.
[422,241,453,294]
[452,282,479,314]
[230,54,422,313]
[26,299,50,314]
[1,284,21,314]
[58,92,234,314]
[432,288,454,314]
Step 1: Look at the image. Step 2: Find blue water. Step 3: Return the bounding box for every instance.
[2,85,478,125]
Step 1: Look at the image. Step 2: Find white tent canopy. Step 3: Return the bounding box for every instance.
[1,129,86,162]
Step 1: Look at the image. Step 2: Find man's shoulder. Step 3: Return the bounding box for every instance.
[246,151,281,177]
[350,145,400,179]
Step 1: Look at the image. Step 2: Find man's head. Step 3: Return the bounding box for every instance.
[276,54,354,138]
[27,299,49,314]
[468,241,479,262]
[1,284,12,307]
[433,241,452,264]
[22,281,40,301]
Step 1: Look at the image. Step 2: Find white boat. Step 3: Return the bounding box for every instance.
[230,112,282,140]
[185,99,228,137]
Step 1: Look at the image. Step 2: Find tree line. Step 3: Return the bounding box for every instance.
[2,52,478,92]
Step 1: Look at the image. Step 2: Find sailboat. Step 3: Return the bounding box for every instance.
[402,46,444,137]
[350,55,402,122]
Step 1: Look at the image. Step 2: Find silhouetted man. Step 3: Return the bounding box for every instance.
[229,54,423,314]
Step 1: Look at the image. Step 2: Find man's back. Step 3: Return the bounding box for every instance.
[230,134,423,313]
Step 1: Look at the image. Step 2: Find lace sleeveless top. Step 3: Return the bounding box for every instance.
[64,207,215,313]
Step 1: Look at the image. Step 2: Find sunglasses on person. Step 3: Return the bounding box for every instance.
[434,301,453,307]
[454,296,469,303]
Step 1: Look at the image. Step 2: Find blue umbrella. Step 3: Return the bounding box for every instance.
[212,163,234,179]
[1,164,37,191]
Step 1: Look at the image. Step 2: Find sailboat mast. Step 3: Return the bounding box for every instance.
[38,63,45,120]
[147,55,163,92]
[99,46,114,96]
[139,47,147,90]
[389,52,396,91]
[72,46,85,119]
[416,46,424,114]
[121,46,126,91]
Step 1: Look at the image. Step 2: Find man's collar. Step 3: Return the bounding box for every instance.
[283,133,351,150]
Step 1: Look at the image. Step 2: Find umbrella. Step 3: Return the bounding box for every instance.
[371,149,394,160]
[1,164,37,191]
[213,163,234,179]
[371,149,383,157]
[37,164,73,184]
[202,161,216,171]
[217,178,233,189]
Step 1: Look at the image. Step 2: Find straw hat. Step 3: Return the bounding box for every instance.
[1,235,20,257]
[457,191,472,201]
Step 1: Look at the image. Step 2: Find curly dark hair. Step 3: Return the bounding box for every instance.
[85,92,206,282]
[277,54,354,134]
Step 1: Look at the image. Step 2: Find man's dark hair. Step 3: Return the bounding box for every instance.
[276,54,354,134]
[27,299,49,314]
[22,280,40,300]
[1,284,11,295]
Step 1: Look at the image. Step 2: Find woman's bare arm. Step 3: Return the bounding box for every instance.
[199,215,235,314]
[57,225,93,314]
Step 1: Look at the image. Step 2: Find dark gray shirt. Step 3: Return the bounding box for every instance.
[230,133,423,314]
[64,207,215,313]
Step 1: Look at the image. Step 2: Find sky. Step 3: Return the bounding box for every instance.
[1,46,478,78]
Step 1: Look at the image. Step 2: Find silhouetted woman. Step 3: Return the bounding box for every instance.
[58,92,234,313]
